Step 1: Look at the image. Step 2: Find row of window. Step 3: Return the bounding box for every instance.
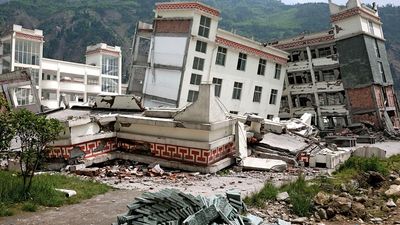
[187,77,278,105]
[194,43,282,78]
[15,39,40,65]
[102,55,119,76]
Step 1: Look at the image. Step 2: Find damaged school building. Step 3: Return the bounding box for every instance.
[274,0,399,132]
[0,0,398,173]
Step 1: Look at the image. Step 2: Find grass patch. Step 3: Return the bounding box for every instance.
[0,171,110,217]
[244,182,278,207]
[336,156,389,176]
[21,202,38,212]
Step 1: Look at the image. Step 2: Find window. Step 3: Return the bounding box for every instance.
[15,88,34,106]
[215,47,227,66]
[318,47,332,58]
[232,82,243,100]
[212,78,222,97]
[267,115,274,120]
[237,53,247,71]
[42,90,57,101]
[14,39,40,65]
[379,62,386,83]
[195,40,207,53]
[87,78,99,85]
[274,64,281,79]
[187,90,199,102]
[102,77,118,93]
[229,111,239,115]
[257,59,266,75]
[374,39,381,58]
[190,73,202,85]
[102,55,119,76]
[269,89,278,105]
[192,57,205,71]
[42,73,57,81]
[253,86,263,103]
[198,15,211,38]
[368,20,374,34]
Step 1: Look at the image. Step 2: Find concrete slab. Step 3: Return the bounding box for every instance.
[259,133,309,155]
[235,122,248,159]
[242,157,287,172]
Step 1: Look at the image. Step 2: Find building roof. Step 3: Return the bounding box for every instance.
[272,30,335,50]
[155,2,220,17]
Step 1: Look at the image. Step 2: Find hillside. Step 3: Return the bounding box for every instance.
[0,0,399,88]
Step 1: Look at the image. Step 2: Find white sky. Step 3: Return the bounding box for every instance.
[281,0,399,6]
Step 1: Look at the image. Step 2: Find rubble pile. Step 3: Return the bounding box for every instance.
[113,189,263,225]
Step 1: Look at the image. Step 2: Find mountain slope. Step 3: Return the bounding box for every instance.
[0,0,399,88]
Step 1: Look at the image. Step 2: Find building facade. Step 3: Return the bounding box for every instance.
[127,2,289,118]
[274,0,399,130]
[0,25,122,110]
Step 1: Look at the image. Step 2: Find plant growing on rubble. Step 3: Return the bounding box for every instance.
[0,95,15,152]
[12,109,63,198]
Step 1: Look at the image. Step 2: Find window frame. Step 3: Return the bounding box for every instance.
[253,86,263,103]
[232,82,243,100]
[190,73,202,85]
[237,53,247,71]
[269,89,278,105]
[187,90,199,102]
[192,57,205,71]
[215,46,227,66]
[257,58,267,76]
[274,64,282,80]
[212,78,223,97]
[198,15,211,38]
[195,40,207,54]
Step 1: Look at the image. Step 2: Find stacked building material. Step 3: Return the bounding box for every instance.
[114,189,262,225]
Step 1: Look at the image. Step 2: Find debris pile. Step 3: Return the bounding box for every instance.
[114,189,263,225]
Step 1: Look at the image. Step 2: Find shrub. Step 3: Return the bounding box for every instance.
[21,202,38,212]
[337,156,389,176]
[244,182,278,207]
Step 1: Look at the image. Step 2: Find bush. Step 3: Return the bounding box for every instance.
[244,182,278,207]
[337,156,389,176]
[0,203,13,217]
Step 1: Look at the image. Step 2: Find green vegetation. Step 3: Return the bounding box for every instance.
[336,156,389,176]
[245,176,319,216]
[244,182,278,207]
[0,171,110,217]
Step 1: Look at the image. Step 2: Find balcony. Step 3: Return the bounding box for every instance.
[312,55,339,68]
[86,84,101,93]
[59,81,85,93]
[315,81,344,92]
[41,80,59,90]
[287,61,310,72]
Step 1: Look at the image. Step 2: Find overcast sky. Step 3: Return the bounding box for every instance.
[281,0,399,6]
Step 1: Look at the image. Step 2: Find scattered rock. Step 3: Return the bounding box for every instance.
[332,197,352,214]
[351,202,366,218]
[394,178,400,185]
[314,192,330,206]
[385,185,400,197]
[277,192,290,201]
[291,217,307,224]
[370,217,383,224]
[367,171,385,187]
[387,198,397,208]
[317,208,328,220]
[277,219,291,225]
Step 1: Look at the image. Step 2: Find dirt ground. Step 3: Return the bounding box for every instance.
[0,189,142,225]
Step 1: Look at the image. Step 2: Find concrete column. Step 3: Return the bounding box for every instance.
[56,67,61,104]
[84,70,88,102]
[287,92,294,117]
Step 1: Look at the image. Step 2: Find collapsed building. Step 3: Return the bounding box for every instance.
[127,2,289,118]
[273,0,400,132]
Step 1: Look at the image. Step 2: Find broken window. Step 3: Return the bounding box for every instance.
[232,82,243,100]
[291,51,300,62]
[15,88,34,106]
[215,47,227,66]
[322,70,335,82]
[280,96,289,110]
[198,15,211,38]
[230,111,239,115]
[195,40,207,54]
[187,90,199,102]
[102,55,119,76]
[318,92,346,106]
[274,64,281,80]
[267,115,274,119]
[292,94,315,107]
[288,73,295,85]
[374,39,380,58]
[311,49,317,59]
[212,78,222,97]
[318,47,332,58]
[192,57,205,71]
[253,86,262,103]
[269,89,278,105]
[237,53,247,71]
[190,73,202,85]
[379,62,386,83]
[102,77,118,93]
[257,59,266,76]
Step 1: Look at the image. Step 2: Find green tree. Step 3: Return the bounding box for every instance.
[0,95,14,152]
[12,109,63,197]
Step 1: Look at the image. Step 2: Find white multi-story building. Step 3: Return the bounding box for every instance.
[128,2,289,118]
[0,25,122,109]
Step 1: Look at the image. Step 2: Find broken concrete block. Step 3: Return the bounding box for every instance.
[276,192,290,201]
[242,157,287,172]
[75,167,100,177]
[235,122,248,160]
[68,164,86,172]
[243,214,263,225]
